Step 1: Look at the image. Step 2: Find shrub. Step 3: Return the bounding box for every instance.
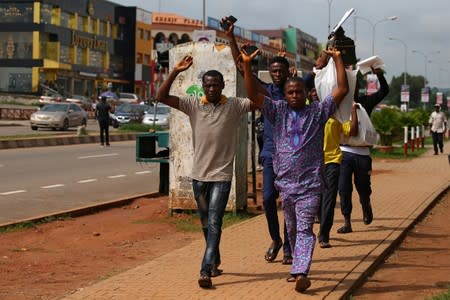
[118,123,164,132]
[371,108,401,146]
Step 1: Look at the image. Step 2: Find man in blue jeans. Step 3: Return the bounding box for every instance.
[156,55,257,288]
[222,17,292,264]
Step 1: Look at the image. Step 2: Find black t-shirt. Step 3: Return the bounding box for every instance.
[96,101,111,121]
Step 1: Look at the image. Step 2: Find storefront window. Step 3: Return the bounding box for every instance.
[60,45,72,64]
[0,3,33,23]
[61,11,72,28]
[90,50,103,68]
[40,3,52,24]
[78,15,86,31]
[0,32,32,59]
[98,21,106,36]
[0,67,32,93]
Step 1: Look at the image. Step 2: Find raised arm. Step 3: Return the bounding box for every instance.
[241,49,265,110]
[325,48,349,106]
[156,55,193,110]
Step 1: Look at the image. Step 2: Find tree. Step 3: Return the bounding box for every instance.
[388,73,426,108]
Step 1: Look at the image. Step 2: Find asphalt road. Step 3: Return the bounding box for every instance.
[0,140,160,224]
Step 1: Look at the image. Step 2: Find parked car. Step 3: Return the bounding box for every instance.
[30,103,88,131]
[142,103,171,128]
[39,91,64,105]
[110,103,151,128]
[118,92,140,104]
[65,94,92,110]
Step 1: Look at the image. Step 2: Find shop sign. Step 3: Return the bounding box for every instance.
[71,31,108,52]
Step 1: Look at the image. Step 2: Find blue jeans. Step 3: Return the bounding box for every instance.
[192,180,231,277]
[262,156,291,255]
[338,151,372,217]
[319,163,340,242]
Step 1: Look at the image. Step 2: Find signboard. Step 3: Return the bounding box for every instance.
[421,87,429,103]
[366,73,379,95]
[436,92,443,104]
[401,84,410,103]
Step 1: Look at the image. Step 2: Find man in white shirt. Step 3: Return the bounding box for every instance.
[429,104,447,155]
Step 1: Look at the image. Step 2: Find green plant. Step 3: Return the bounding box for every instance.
[371,108,401,146]
[118,123,164,132]
[425,285,450,300]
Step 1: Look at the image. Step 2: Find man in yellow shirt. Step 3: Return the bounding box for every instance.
[319,104,358,248]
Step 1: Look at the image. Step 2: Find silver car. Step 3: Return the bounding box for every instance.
[142,104,170,128]
[30,103,88,131]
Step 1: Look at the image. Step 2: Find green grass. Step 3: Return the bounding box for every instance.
[370,136,433,159]
[0,215,70,234]
[118,123,164,132]
[426,286,450,300]
[0,133,67,141]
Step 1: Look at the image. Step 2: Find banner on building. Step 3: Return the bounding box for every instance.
[366,73,379,95]
[421,87,429,103]
[436,92,443,104]
[401,84,410,103]
[192,30,216,42]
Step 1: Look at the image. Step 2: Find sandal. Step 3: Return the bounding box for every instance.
[264,240,282,262]
[295,275,311,293]
[337,225,353,234]
[198,275,212,288]
[282,254,293,265]
[286,274,297,282]
[319,241,332,248]
[211,266,223,277]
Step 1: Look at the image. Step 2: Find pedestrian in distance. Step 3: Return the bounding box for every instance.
[429,103,447,155]
[95,96,111,147]
[156,55,257,289]
[222,16,293,265]
[242,47,349,293]
[337,67,389,234]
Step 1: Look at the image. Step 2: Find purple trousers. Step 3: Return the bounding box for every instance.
[283,194,320,276]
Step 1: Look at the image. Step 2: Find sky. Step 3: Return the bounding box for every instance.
[118,0,450,88]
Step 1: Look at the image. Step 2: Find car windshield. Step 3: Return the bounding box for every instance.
[147,106,170,114]
[41,104,69,112]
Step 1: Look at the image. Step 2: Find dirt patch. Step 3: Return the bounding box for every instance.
[353,190,450,299]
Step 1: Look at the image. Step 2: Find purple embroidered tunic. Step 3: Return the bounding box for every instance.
[263,95,336,201]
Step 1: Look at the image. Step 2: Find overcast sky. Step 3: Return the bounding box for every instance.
[119,0,450,88]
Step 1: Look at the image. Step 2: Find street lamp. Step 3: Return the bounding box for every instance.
[354,15,398,55]
[327,0,334,35]
[411,50,440,87]
[388,37,407,85]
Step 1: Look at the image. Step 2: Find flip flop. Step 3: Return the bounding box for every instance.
[282,254,293,265]
[337,225,353,234]
[264,240,282,262]
[319,241,332,248]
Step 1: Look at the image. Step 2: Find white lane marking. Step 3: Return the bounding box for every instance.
[41,184,65,189]
[77,179,98,184]
[108,175,126,179]
[135,171,152,175]
[0,190,26,195]
[77,153,118,160]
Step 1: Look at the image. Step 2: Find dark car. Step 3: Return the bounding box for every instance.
[110,103,151,128]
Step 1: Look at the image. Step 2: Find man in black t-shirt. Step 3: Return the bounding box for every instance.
[95,96,112,146]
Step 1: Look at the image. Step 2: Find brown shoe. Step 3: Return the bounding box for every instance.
[295,275,311,293]
[198,275,212,288]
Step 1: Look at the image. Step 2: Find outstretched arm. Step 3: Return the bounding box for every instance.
[241,49,265,110]
[325,48,349,106]
[156,56,193,110]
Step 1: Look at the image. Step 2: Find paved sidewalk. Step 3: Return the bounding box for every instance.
[62,143,450,300]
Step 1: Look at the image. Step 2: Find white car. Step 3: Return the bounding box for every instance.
[118,93,140,104]
[30,103,88,131]
[142,103,170,129]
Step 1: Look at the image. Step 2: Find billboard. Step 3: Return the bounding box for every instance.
[421,87,429,103]
[401,84,410,103]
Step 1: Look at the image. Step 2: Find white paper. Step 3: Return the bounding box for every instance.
[331,8,355,34]
[357,56,385,74]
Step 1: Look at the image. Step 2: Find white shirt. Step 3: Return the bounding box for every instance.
[429,111,447,133]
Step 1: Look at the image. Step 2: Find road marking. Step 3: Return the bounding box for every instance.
[77,153,118,160]
[41,184,65,189]
[135,171,152,175]
[108,175,126,179]
[77,179,98,184]
[0,190,26,195]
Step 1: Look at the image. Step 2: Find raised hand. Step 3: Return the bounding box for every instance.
[240,44,260,63]
[174,55,193,73]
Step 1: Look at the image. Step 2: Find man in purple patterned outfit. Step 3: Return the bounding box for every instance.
[242,48,348,293]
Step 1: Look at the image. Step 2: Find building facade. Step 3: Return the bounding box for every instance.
[0,0,135,97]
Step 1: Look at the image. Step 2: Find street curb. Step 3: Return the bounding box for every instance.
[0,192,161,230]
[0,133,136,150]
[328,182,450,300]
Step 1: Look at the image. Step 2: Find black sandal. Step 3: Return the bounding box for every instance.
[264,240,282,262]
[282,254,293,265]
[337,225,353,234]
